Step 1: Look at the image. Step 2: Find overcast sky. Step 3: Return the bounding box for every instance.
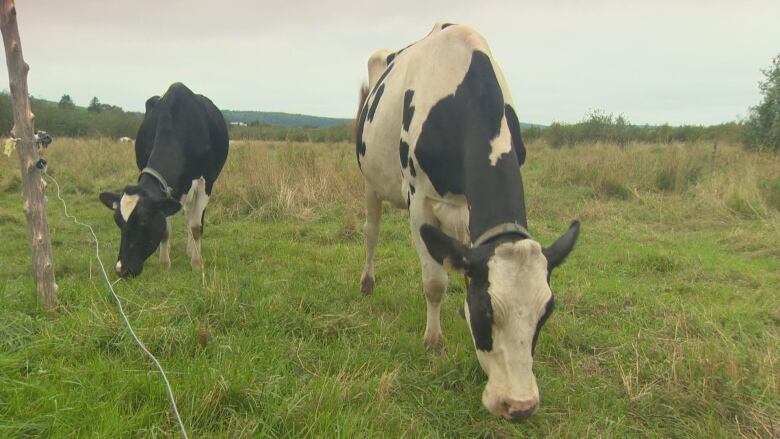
[3,0,778,125]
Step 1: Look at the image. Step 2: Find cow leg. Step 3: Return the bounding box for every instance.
[360,186,382,294]
[184,177,209,270]
[410,197,447,352]
[159,216,172,269]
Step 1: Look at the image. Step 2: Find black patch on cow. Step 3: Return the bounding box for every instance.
[505,105,526,166]
[374,63,394,89]
[357,140,367,160]
[403,90,415,131]
[362,63,393,130]
[406,191,411,208]
[408,157,416,177]
[409,184,415,194]
[355,98,370,165]
[414,51,527,240]
[532,296,555,354]
[399,140,409,168]
[463,244,497,352]
[367,84,385,122]
[468,285,493,351]
[386,52,396,64]
[441,23,455,29]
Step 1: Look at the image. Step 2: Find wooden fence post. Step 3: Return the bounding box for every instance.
[1,0,58,310]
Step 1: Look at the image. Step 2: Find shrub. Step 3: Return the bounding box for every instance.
[743,53,780,152]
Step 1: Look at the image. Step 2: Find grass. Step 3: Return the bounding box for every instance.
[1,139,778,438]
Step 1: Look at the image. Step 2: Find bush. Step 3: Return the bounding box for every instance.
[537,110,742,147]
[743,53,780,152]
[0,92,141,138]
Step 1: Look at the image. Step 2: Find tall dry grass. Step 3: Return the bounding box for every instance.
[534,142,780,222]
[0,138,366,223]
[211,141,364,223]
[2,139,778,225]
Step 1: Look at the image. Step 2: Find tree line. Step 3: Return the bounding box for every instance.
[521,111,744,148]
[0,93,141,138]
[0,92,351,143]
[1,50,777,151]
[0,92,746,146]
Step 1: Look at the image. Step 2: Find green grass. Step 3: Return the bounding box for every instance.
[1,139,778,438]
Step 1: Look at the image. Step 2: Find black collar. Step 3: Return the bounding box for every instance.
[138,167,173,198]
[472,222,533,247]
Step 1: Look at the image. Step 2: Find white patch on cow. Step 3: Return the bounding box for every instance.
[119,193,140,221]
[181,178,209,268]
[471,239,551,419]
[431,197,470,243]
[181,178,209,226]
[115,260,122,272]
[488,117,511,166]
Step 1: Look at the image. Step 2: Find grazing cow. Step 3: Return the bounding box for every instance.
[99,83,229,278]
[354,23,580,421]
[119,136,133,143]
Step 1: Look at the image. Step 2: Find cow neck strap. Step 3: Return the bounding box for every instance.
[139,167,173,198]
[472,222,533,247]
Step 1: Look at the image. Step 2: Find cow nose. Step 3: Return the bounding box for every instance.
[502,398,538,421]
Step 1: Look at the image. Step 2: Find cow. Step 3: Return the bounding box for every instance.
[354,22,580,421]
[99,82,229,278]
[119,136,133,143]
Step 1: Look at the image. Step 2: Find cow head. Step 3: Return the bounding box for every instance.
[99,186,181,278]
[420,221,579,421]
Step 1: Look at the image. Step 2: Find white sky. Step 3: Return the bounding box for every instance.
[2,0,778,125]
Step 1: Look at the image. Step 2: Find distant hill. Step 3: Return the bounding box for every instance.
[223,109,545,129]
[222,110,352,128]
[2,92,547,142]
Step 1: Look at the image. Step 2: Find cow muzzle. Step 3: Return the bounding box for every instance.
[499,397,538,421]
[483,384,539,421]
[115,260,139,278]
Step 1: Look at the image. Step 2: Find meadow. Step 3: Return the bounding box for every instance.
[0,138,778,438]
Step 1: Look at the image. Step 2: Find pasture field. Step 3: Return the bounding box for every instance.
[0,139,778,438]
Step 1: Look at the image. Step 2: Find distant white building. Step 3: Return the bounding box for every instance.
[230,121,248,127]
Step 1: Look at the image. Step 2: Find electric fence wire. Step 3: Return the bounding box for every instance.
[44,170,189,439]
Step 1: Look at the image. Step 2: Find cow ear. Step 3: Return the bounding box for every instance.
[145,96,160,114]
[543,220,580,271]
[99,192,121,210]
[420,224,471,273]
[153,197,182,216]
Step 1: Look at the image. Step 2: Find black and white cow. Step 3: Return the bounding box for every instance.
[355,23,580,421]
[99,82,229,278]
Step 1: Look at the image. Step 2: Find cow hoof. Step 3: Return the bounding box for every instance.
[360,275,374,295]
[191,259,203,271]
[424,334,445,353]
[160,259,171,270]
